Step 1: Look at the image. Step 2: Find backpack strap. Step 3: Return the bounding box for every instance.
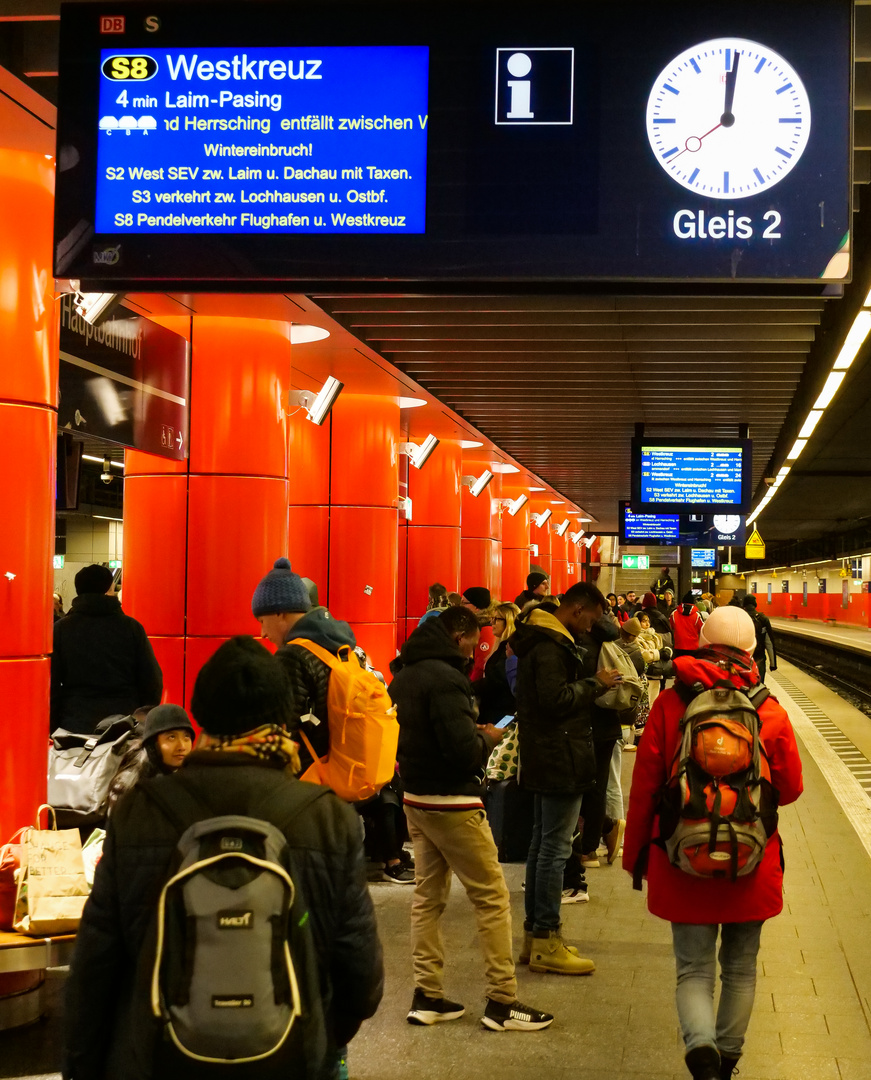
[287,637,341,671]
[746,683,771,710]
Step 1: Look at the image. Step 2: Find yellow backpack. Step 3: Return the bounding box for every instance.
[289,640,399,802]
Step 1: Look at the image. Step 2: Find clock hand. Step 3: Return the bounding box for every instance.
[721,51,739,127]
[668,121,722,162]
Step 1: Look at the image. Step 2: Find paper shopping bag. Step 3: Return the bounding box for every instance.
[13,805,90,936]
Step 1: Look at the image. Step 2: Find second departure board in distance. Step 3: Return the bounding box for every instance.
[630,439,752,514]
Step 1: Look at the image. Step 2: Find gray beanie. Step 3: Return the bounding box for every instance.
[252,558,311,618]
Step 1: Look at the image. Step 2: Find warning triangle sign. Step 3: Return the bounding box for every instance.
[745,528,765,559]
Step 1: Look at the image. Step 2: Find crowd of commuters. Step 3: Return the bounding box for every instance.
[49,560,798,1080]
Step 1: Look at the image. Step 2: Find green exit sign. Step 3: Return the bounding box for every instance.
[108,560,122,569]
[622,555,650,570]
[721,563,737,574]
[53,555,64,570]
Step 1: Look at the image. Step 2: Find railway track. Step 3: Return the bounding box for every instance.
[772,628,871,716]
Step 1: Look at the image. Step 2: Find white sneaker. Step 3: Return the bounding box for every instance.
[561,887,589,904]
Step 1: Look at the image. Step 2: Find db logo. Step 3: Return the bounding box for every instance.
[100,16,125,33]
[480,642,490,652]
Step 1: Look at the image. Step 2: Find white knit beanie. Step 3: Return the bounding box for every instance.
[699,606,757,654]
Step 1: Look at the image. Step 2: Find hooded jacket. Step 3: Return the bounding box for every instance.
[623,651,803,924]
[276,608,358,768]
[389,617,495,801]
[510,609,601,795]
[64,757,383,1080]
[670,602,704,651]
[642,602,672,637]
[50,593,163,735]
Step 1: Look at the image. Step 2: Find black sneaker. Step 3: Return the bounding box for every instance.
[382,861,415,884]
[481,998,554,1032]
[406,989,465,1025]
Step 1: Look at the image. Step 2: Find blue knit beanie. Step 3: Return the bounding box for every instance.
[251,558,311,617]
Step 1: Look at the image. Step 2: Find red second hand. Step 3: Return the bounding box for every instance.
[669,122,722,163]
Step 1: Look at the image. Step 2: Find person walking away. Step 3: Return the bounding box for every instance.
[473,602,521,726]
[511,583,622,974]
[622,607,802,1079]
[51,564,163,735]
[252,557,359,773]
[64,635,384,1080]
[390,607,554,1032]
[742,595,777,683]
[106,704,194,814]
[671,592,704,656]
[461,586,497,682]
[513,572,549,610]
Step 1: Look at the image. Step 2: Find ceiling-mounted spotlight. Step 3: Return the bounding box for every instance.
[505,493,529,517]
[533,508,553,528]
[569,530,585,544]
[399,434,440,469]
[288,375,344,426]
[462,470,494,497]
[584,534,598,548]
[554,519,570,537]
[72,287,125,326]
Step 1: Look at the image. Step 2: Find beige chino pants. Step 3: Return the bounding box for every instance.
[405,805,517,1005]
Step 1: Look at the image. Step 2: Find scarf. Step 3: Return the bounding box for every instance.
[196,724,301,775]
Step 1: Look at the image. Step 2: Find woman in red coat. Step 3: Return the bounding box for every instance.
[623,606,803,1080]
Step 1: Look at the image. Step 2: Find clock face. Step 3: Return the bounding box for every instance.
[713,515,742,533]
[646,38,812,199]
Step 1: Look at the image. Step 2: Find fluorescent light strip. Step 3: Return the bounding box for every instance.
[786,439,807,461]
[798,410,823,439]
[833,310,871,370]
[82,455,124,470]
[813,371,846,410]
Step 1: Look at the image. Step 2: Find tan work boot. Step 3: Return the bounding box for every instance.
[529,931,595,975]
[520,927,581,965]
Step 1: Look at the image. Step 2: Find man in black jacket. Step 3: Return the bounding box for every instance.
[511,582,621,975]
[64,636,383,1080]
[390,607,554,1033]
[742,594,777,682]
[253,558,359,771]
[50,564,162,734]
[513,571,549,610]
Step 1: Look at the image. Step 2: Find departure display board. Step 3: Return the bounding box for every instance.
[95,46,429,234]
[691,548,717,568]
[631,439,752,514]
[54,0,851,286]
[623,507,681,543]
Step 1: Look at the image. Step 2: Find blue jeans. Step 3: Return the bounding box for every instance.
[671,921,764,1058]
[524,793,583,932]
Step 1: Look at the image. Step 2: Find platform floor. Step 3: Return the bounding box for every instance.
[770,616,871,654]
[3,658,871,1080]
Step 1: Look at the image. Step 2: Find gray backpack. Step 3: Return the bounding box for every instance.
[140,780,327,1065]
[48,716,136,826]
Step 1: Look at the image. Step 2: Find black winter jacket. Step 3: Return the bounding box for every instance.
[64,756,383,1080]
[642,604,672,637]
[276,608,358,769]
[50,594,163,734]
[390,618,495,798]
[510,609,601,795]
[472,638,516,726]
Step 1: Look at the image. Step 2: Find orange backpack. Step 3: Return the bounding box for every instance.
[289,640,399,802]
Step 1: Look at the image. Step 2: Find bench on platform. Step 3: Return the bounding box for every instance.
[0,930,75,1030]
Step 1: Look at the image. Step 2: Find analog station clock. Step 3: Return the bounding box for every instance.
[713,515,742,534]
[646,38,812,199]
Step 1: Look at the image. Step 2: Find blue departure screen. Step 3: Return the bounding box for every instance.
[639,445,744,506]
[95,46,429,234]
[623,507,680,542]
[691,548,717,568]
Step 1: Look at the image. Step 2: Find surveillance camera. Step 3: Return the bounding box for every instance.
[101,472,113,484]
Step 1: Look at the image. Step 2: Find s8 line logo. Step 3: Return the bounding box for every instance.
[101,55,159,80]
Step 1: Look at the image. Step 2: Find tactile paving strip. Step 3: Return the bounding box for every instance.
[774,673,871,794]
